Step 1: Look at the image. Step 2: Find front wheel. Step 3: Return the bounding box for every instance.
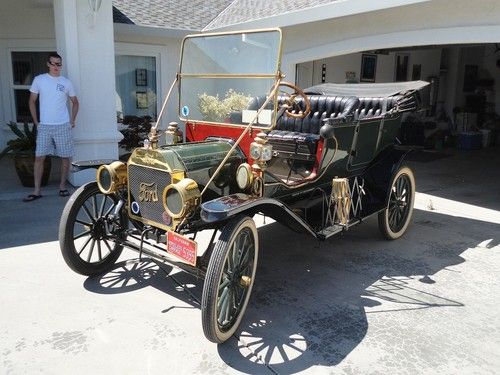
[201,216,259,343]
[378,166,415,240]
[59,182,126,276]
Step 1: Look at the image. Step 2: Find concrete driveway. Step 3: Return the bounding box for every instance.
[1,148,499,374]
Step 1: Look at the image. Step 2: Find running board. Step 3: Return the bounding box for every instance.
[316,218,362,240]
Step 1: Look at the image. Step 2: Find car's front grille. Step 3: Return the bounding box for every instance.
[128,164,172,229]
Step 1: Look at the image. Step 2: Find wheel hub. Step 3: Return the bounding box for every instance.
[92,218,107,239]
[239,276,251,288]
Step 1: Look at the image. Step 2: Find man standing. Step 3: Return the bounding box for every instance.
[24,52,79,202]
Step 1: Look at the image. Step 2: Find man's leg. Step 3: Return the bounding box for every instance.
[60,157,70,191]
[53,123,73,193]
[33,155,46,196]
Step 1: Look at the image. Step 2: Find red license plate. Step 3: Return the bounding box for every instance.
[167,231,197,266]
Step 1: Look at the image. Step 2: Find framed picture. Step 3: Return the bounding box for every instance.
[411,64,421,80]
[360,54,377,82]
[395,54,409,81]
[136,91,148,109]
[463,65,478,92]
[135,68,147,86]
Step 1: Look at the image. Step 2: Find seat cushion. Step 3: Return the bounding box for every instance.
[267,130,320,160]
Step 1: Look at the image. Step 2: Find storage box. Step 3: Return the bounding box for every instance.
[458,132,482,150]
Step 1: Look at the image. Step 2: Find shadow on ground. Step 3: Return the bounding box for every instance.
[80,207,498,374]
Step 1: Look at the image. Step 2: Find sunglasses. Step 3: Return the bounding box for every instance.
[48,61,62,67]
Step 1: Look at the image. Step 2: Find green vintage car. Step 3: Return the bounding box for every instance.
[59,28,429,343]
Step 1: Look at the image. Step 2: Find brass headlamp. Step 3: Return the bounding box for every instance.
[162,178,201,219]
[96,161,127,194]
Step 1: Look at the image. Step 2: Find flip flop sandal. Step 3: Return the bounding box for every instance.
[59,189,70,197]
[23,194,43,202]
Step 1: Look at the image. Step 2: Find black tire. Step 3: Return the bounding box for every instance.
[201,216,258,343]
[378,166,415,240]
[59,182,126,276]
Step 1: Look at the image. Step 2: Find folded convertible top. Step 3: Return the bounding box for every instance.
[304,80,430,98]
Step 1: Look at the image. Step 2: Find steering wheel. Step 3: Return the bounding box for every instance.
[278,81,311,119]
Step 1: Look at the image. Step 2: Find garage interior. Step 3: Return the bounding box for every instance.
[295,43,500,152]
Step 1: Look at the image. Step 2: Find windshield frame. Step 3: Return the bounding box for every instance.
[177,28,283,130]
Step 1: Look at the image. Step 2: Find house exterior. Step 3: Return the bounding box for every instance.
[1,0,499,185]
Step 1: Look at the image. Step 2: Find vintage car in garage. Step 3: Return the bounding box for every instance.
[59,28,429,343]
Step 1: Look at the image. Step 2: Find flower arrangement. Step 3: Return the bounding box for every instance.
[198,89,251,122]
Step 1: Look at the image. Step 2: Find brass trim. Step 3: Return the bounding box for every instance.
[178,28,283,74]
[162,178,201,219]
[179,73,277,78]
[236,163,253,191]
[177,28,283,129]
[96,161,127,194]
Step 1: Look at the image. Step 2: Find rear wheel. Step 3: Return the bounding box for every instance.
[201,216,258,343]
[59,182,126,276]
[378,166,415,240]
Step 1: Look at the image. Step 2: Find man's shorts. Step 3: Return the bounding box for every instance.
[35,123,74,158]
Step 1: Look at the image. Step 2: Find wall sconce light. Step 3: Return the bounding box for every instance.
[88,0,102,28]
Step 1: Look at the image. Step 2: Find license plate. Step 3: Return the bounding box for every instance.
[167,231,197,267]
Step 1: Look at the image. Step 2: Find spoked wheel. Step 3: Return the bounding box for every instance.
[378,166,415,240]
[59,182,127,276]
[202,216,258,343]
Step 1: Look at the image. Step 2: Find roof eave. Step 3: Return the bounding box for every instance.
[114,23,197,39]
[204,0,431,31]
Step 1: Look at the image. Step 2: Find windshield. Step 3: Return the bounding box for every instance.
[178,29,282,128]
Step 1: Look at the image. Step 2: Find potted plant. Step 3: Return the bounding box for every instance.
[0,121,51,187]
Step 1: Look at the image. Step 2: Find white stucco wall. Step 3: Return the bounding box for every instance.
[0,0,55,39]
[0,0,56,150]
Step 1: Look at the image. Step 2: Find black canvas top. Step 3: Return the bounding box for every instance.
[304,80,429,98]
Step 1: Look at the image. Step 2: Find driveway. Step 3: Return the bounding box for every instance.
[1,148,499,374]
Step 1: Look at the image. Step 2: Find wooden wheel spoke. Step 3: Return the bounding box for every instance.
[102,238,113,254]
[238,247,250,270]
[217,285,230,309]
[97,240,103,261]
[218,277,230,293]
[77,235,93,256]
[82,203,96,223]
[98,195,107,217]
[74,229,92,241]
[104,200,115,217]
[218,287,231,325]
[75,219,92,226]
[86,238,96,262]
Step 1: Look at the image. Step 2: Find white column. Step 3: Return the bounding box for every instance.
[53,0,121,186]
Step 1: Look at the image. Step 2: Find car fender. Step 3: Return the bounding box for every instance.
[200,193,317,237]
[361,145,413,209]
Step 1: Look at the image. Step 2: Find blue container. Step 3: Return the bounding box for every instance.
[458,132,482,150]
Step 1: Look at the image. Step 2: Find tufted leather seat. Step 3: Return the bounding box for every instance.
[355,97,399,120]
[264,95,359,159]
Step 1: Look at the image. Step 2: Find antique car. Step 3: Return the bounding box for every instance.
[59,28,429,343]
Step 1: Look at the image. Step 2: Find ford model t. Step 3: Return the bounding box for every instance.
[59,28,429,343]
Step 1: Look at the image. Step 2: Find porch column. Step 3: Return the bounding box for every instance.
[53,0,121,186]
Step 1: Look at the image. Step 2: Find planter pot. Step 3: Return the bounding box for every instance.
[14,154,52,187]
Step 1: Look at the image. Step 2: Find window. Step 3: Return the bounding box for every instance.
[395,53,410,82]
[11,52,51,122]
[115,55,157,122]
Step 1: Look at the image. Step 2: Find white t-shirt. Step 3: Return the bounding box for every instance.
[30,73,76,125]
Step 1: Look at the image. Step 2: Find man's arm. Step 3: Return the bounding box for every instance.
[28,92,39,126]
[69,96,79,128]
